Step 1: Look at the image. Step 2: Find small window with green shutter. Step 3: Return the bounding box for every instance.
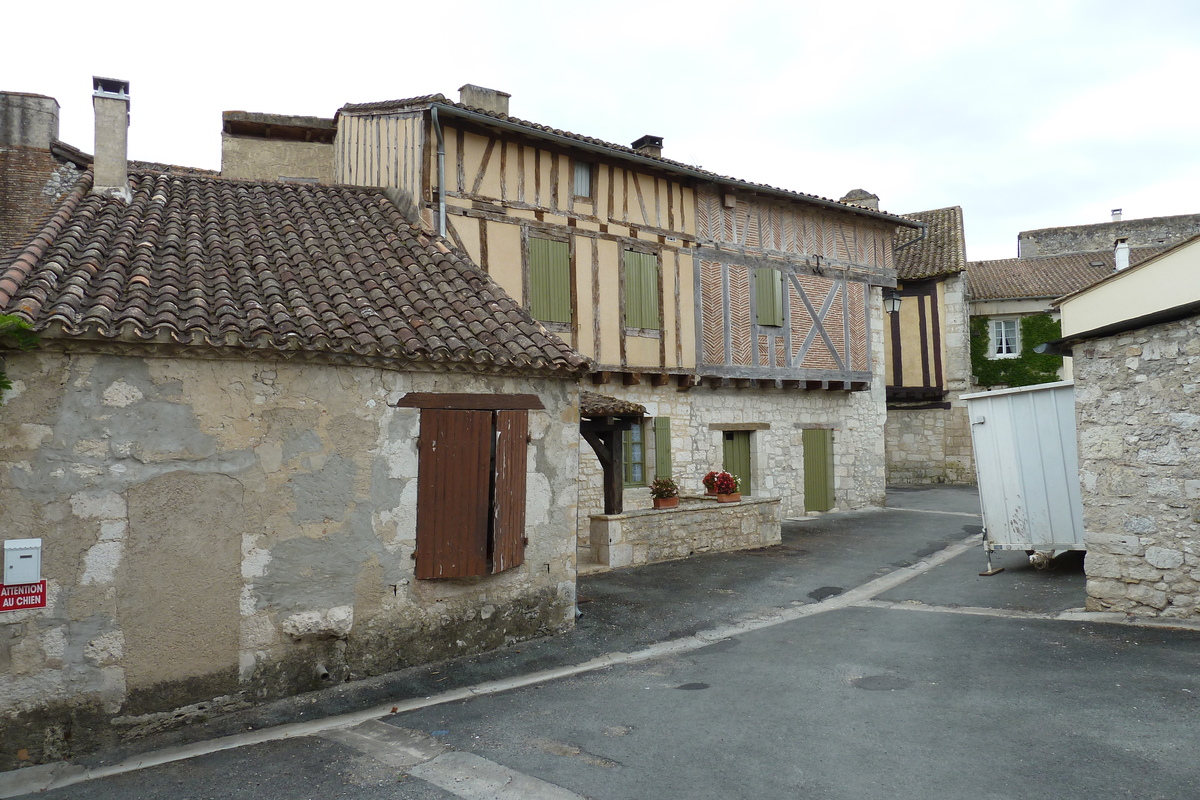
[624,250,660,331]
[755,268,784,327]
[529,237,571,324]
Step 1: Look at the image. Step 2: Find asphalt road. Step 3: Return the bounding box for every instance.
[6,486,1200,799]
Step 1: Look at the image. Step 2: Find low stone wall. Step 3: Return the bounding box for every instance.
[1074,315,1200,618]
[589,496,781,568]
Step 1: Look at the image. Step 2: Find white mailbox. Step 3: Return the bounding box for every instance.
[4,539,42,585]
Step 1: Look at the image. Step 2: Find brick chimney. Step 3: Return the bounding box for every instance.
[0,91,62,252]
[92,76,130,201]
[631,135,663,158]
[458,84,510,116]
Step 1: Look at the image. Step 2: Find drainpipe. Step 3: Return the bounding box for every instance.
[431,106,446,237]
[893,221,928,252]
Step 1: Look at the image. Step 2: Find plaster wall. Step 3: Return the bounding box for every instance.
[221,135,335,183]
[0,350,578,768]
[1074,315,1200,618]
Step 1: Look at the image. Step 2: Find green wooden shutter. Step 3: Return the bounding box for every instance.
[529,237,571,323]
[654,416,672,479]
[624,250,660,329]
[803,428,835,512]
[755,268,784,326]
[722,430,752,494]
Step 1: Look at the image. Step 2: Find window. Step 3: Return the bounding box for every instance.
[755,268,784,326]
[414,407,529,579]
[623,421,646,486]
[528,237,571,324]
[573,161,593,199]
[624,250,660,330]
[989,318,1020,358]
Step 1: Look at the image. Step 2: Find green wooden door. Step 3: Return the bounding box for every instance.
[722,431,752,495]
[803,428,834,512]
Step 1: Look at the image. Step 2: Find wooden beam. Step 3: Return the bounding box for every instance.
[650,373,670,387]
[591,371,612,385]
[623,372,642,386]
[391,392,544,410]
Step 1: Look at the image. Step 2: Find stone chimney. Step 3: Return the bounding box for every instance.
[1114,237,1130,271]
[92,76,130,201]
[839,189,880,211]
[1111,208,1122,222]
[631,135,663,158]
[458,84,510,116]
[0,91,60,149]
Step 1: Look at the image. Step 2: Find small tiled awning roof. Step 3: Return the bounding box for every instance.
[580,391,645,418]
[967,247,1165,301]
[893,206,967,280]
[0,168,589,378]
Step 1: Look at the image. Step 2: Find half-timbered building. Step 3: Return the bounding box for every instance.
[326,85,919,553]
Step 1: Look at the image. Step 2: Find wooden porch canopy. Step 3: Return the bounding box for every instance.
[579,391,646,515]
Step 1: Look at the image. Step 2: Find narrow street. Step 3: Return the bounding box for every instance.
[6,486,1199,800]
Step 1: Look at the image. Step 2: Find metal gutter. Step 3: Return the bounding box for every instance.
[893,222,929,251]
[431,106,446,237]
[426,103,921,230]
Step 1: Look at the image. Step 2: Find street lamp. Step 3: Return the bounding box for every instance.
[883,288,902,314]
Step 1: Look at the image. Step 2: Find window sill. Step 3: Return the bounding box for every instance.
[541,321,572,334]
[988,353,1021,360]
[624,327,662,339]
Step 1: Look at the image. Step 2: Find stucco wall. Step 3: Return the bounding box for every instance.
[221,134,334,183]
[1074,315,1200,617]
[0,350,578,767]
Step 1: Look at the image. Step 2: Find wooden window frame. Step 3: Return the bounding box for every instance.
[989,317,1020,359]
[623,420,647,487]
[573,160,594,201]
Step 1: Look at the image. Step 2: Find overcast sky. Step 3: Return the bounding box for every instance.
[7,0,1199,261]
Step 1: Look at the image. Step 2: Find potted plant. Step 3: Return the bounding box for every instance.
[702,471,720,496]
[650,477,680,509]
[713,471,742,503]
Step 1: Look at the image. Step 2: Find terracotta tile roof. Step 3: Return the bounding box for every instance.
[579,392,645,418]
[967,247,1165,301]
[0,168,588,377]
[893,206,966,280]
[338,95,918,228]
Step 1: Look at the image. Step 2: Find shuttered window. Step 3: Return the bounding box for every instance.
[654,416,672,479]
[624,250,660,330]
[755,268,784,327]
[415,408,528,578]
[529,237,571,324]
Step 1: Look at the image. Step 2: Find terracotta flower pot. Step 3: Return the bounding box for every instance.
[716,492,741,503]
[704,489,717,496]
[653,496,680,509]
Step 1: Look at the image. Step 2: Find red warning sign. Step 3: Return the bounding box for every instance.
[0,581,47,612]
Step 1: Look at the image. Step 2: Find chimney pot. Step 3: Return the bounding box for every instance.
[457,84,510,116]
[1111,208,1122,222]
[91,76,130,202]
[631,135,663,158]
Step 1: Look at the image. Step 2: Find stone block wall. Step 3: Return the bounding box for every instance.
[0,350,579,768]
[590,496,781,568]
[1018,213,1200,257]
[1074,315,1200,617]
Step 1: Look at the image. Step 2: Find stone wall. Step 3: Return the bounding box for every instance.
[221,134,334,184]
[0,350,579,768]
[1074,315,1200,617]
[1018,213,1200,257]
[590,496,781,568]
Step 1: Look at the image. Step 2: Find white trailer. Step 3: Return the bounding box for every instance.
[962,381,1085,574]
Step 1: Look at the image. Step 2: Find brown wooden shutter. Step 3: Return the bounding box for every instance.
[491,410,528,573]
[415,409,491,579]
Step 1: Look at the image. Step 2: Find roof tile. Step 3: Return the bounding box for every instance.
[967,247,1165,301]
[0,168,588,377]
